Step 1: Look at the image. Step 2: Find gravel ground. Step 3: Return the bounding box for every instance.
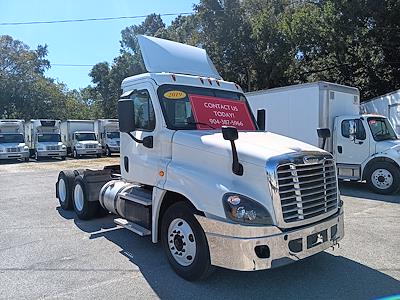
[0,157,399,299]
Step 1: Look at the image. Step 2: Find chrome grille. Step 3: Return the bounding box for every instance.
[46,145,59,151]
[277,159,338,223]
[6,147,18,153]
[85,144,97,149]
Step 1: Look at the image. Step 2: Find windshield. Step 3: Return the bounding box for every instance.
[38,134,61,143]
[158,85,257,130]
[106,132,120,139]
[0,133,24,143]
[75,133,96,141]
[367,117,398,141]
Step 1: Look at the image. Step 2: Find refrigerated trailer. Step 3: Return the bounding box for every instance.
[246,82,400,194]
[361,89,400,135]
[56,36,344,281]
[60,120,102,158]
[95,119,120,156]
[0,119,29,162]
[25,119,67,160]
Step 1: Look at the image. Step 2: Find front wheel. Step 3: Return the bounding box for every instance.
[105,146,111,157]
[366,162,400,194]
[73,148,80,159]
[161,202,214,281]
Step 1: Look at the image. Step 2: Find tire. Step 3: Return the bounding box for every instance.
[57,170,75,210]
[24,157,29,162]
[73,148,80,159]
[161,202,214,281]
[72,175,99,220]
[105,146,111,157]
[61,156,66,161]
[366,162,400,195]
[96,153,102,158]
[35,151,40,161]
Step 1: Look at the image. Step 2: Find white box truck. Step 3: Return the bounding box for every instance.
[246,82,400,194]
[361,89,400,135]
[56,36,344,281]
[60,120,102,159]
[95,119,120,156]
[25,119,67,160]
[0,119,29,162]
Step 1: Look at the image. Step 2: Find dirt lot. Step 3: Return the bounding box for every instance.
[0,157,399,299]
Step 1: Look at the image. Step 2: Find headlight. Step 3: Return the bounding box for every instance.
[61,145,66,149]
[23,146,29,151]
[223,193,273,225]
[98,143,102,148]
[76,143,83,148]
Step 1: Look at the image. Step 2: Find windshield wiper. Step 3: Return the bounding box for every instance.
[176,122,216,129]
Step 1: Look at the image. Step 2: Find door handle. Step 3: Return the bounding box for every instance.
[337,146,342,153]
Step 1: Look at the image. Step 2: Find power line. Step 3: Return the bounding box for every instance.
[0,12,193,26]
[51,64,94,67]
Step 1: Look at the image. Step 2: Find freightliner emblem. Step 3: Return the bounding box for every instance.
[303,156,323,165]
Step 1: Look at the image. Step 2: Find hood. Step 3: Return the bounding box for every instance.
[173,130,326,166]
[0,142,26,149]
[78,140,98,145]
[375,139,400,154]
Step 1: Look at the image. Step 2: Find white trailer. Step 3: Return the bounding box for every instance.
[94,119,120,156]
[0,119,29,162]
[246,82,400,194]
[361,89,400,135]
[56,36,344,281]
[60,120,102,159]
[25,119,67,160]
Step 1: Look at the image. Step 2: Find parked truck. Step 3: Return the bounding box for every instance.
[25,119,67,160]
[0,119,29,162]
[56,36,344,281]
[246,82,400,195]
[95,119,120,156]
[60,120,102,159]
[361,89,400,135]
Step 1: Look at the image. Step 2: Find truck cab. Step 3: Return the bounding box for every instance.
[72,131,102,159]
[56,36,344,281]
[334,114,400,194]
[26,119,67,160]
[0,119,30,162]
[95,119,120,156]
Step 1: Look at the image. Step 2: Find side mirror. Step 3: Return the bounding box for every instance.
[222,126,238,141]
[257,109,266,131]
[222,126,243,176]
[118,99,135,133]
[317,128,331,150]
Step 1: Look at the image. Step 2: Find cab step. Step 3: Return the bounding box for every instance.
[114,218,151,236]
[119,186,152,206]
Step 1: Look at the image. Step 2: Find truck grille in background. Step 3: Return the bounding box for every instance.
[46,145,59,151]
[277,160,338,223]
[6,147,18,153]
[85,144,97,149]
[116,141,120,146]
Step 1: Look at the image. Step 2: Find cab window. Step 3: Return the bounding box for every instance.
[132,90,156,131]
[341,119,366,140]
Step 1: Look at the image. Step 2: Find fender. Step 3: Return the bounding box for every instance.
[362,155,400,180]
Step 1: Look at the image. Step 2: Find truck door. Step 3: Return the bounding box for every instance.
[334,117,370,179]
[388,103,400,135]
[122,82,170,186]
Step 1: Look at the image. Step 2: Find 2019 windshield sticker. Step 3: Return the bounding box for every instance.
[164,90,187,99]
[189,94,256,130]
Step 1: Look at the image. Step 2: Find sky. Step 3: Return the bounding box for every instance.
[0,0,199,90]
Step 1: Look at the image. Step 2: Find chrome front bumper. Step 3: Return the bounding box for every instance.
[0,152,29,159]
[196,208,344,271]
[76,148,102,155]
[37,150,67,157]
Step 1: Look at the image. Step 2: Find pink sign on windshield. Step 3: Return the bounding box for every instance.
[189,94,256,130]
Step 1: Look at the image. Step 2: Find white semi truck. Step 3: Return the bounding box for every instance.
[0,119,29,162]
[246,82,400,195]
[95,119,120,156]
[361,89,400,135]
[25,119,67,160]
[56,36,344,281]
[60,120,102,159]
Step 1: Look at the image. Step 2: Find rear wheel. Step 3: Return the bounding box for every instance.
[57,170,75,210]
[161,202,214,281]
[72,175,99,220]
[366,162,400,194]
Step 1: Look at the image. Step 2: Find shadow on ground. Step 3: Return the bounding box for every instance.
[57,206,400,300]
[339,181,400,204]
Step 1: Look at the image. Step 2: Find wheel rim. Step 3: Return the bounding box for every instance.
[371,168,393,190]
[58,178,67,203]
[74,184,84,211]
[167,218,196,266]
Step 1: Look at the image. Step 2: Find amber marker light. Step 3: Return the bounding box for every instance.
[159,170,165,177]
